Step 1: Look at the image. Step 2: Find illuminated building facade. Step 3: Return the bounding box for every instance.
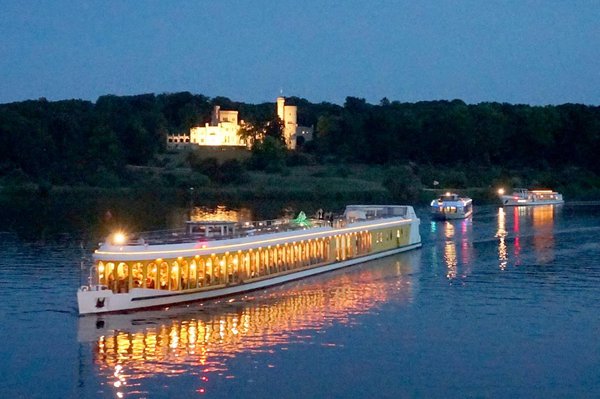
[277,96,313,150]
[167,105,246,147]
[167,97,313,150]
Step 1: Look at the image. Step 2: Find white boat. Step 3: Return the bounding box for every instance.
[499,188,564,206]
[430,192,473,220]
[78,205,422,315]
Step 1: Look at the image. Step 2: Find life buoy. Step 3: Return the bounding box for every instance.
[80,285,89,292]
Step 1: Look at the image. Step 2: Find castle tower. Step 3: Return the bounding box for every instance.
[211,105,220,126]
[276,96,298,149]
[276,97,285,121]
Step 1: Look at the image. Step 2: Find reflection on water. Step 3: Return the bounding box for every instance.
[530,205,556,264]
[433,218,472,280]
[444,241,457,279]
[80,252,420,397]
[496,205,559,269]
[189,206,253,224]
[496,208,508,270]
[443,221,457,279]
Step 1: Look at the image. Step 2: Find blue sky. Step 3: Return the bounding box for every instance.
[1,0,598,105]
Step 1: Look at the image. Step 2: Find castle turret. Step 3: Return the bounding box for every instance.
[276,97,285,121]
[211,105,220,126]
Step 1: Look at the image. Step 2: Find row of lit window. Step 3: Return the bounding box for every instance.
[96,228,408,294]
[98,237,335,293]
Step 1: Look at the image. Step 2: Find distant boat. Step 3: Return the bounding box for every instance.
[430,192,473,220]
[499,188,564,206]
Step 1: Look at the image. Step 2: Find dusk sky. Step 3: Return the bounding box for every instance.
[1,0,598,106]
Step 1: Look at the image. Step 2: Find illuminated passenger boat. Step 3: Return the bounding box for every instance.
[430,192,473,220]
[78,205,421,315]
[499,188,564,206]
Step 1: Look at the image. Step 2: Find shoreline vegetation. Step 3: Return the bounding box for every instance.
[2,159,600,204]
[1,93,600,203]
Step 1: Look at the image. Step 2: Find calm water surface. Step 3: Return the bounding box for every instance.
[0,200,599,398]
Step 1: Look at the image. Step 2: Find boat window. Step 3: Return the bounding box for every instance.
[250,250,257,278]
[268,248,275,273]
[159,262,169,290]
[227,254,235,283]
[217,256,226,284]
[97,261,106,285]
[116,262,129,293]
[205,258,213,285]
[146,262,157,289]
[105,262,116,291]
[180,260,189,289]
[132,263,143,288]
[285,244,292,269]
[189,260,197,288]
[242,253,251,278]
[170,261,180,290]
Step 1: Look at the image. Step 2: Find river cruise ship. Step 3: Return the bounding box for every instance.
[78,205,421,315]
[499,188,564,206]
[430,193,473,220]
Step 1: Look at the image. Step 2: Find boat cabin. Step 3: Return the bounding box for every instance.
[439,193,460,202]
[185,220,237,238]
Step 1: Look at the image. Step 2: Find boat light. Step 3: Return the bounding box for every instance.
[112,232,127,245]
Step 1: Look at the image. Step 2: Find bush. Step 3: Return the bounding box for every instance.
[382,165,422,202]
[218,159,249,184]
[247,137,286,172]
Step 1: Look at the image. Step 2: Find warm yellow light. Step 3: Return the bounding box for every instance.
[113,232,127,245]
[497,188,505,195]
[98,264,105,273]
[97,218,414,257]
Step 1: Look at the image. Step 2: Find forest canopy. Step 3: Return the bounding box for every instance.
[0,93,599,187]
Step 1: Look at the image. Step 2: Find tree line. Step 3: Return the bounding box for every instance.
[0,92,599,187]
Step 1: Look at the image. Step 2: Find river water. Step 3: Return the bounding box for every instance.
[0,197,599,398]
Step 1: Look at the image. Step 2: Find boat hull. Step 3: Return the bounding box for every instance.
[78,242,422,315]
[501,197,564,206]
[431,209,473,220]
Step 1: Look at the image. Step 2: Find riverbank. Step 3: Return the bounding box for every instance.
[2,162,600,204]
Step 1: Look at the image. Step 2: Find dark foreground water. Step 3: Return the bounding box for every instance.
[0,202,599,398]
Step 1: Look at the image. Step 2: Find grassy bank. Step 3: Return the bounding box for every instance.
[2,162,600,204]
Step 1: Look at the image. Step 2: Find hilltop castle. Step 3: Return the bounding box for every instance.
[167,97,312,150]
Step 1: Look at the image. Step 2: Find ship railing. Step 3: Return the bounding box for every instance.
[120,218,332,246]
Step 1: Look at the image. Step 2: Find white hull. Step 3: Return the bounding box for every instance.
[78,242,421,315]
[430,194,473,220]
[431,209,473,220]
[501,197,564,206]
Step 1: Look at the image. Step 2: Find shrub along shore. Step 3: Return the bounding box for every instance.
[2,160,599,205]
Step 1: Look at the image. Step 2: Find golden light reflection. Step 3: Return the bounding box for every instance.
[496,208,508,270]
[460,219,472,266]
[532,205,556,264]
[532,205,554,227]
[444,222,455,239]
[439,219,471,279]
[444,241,457,279]
[189,205,252,224]
[81,252,420,397]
